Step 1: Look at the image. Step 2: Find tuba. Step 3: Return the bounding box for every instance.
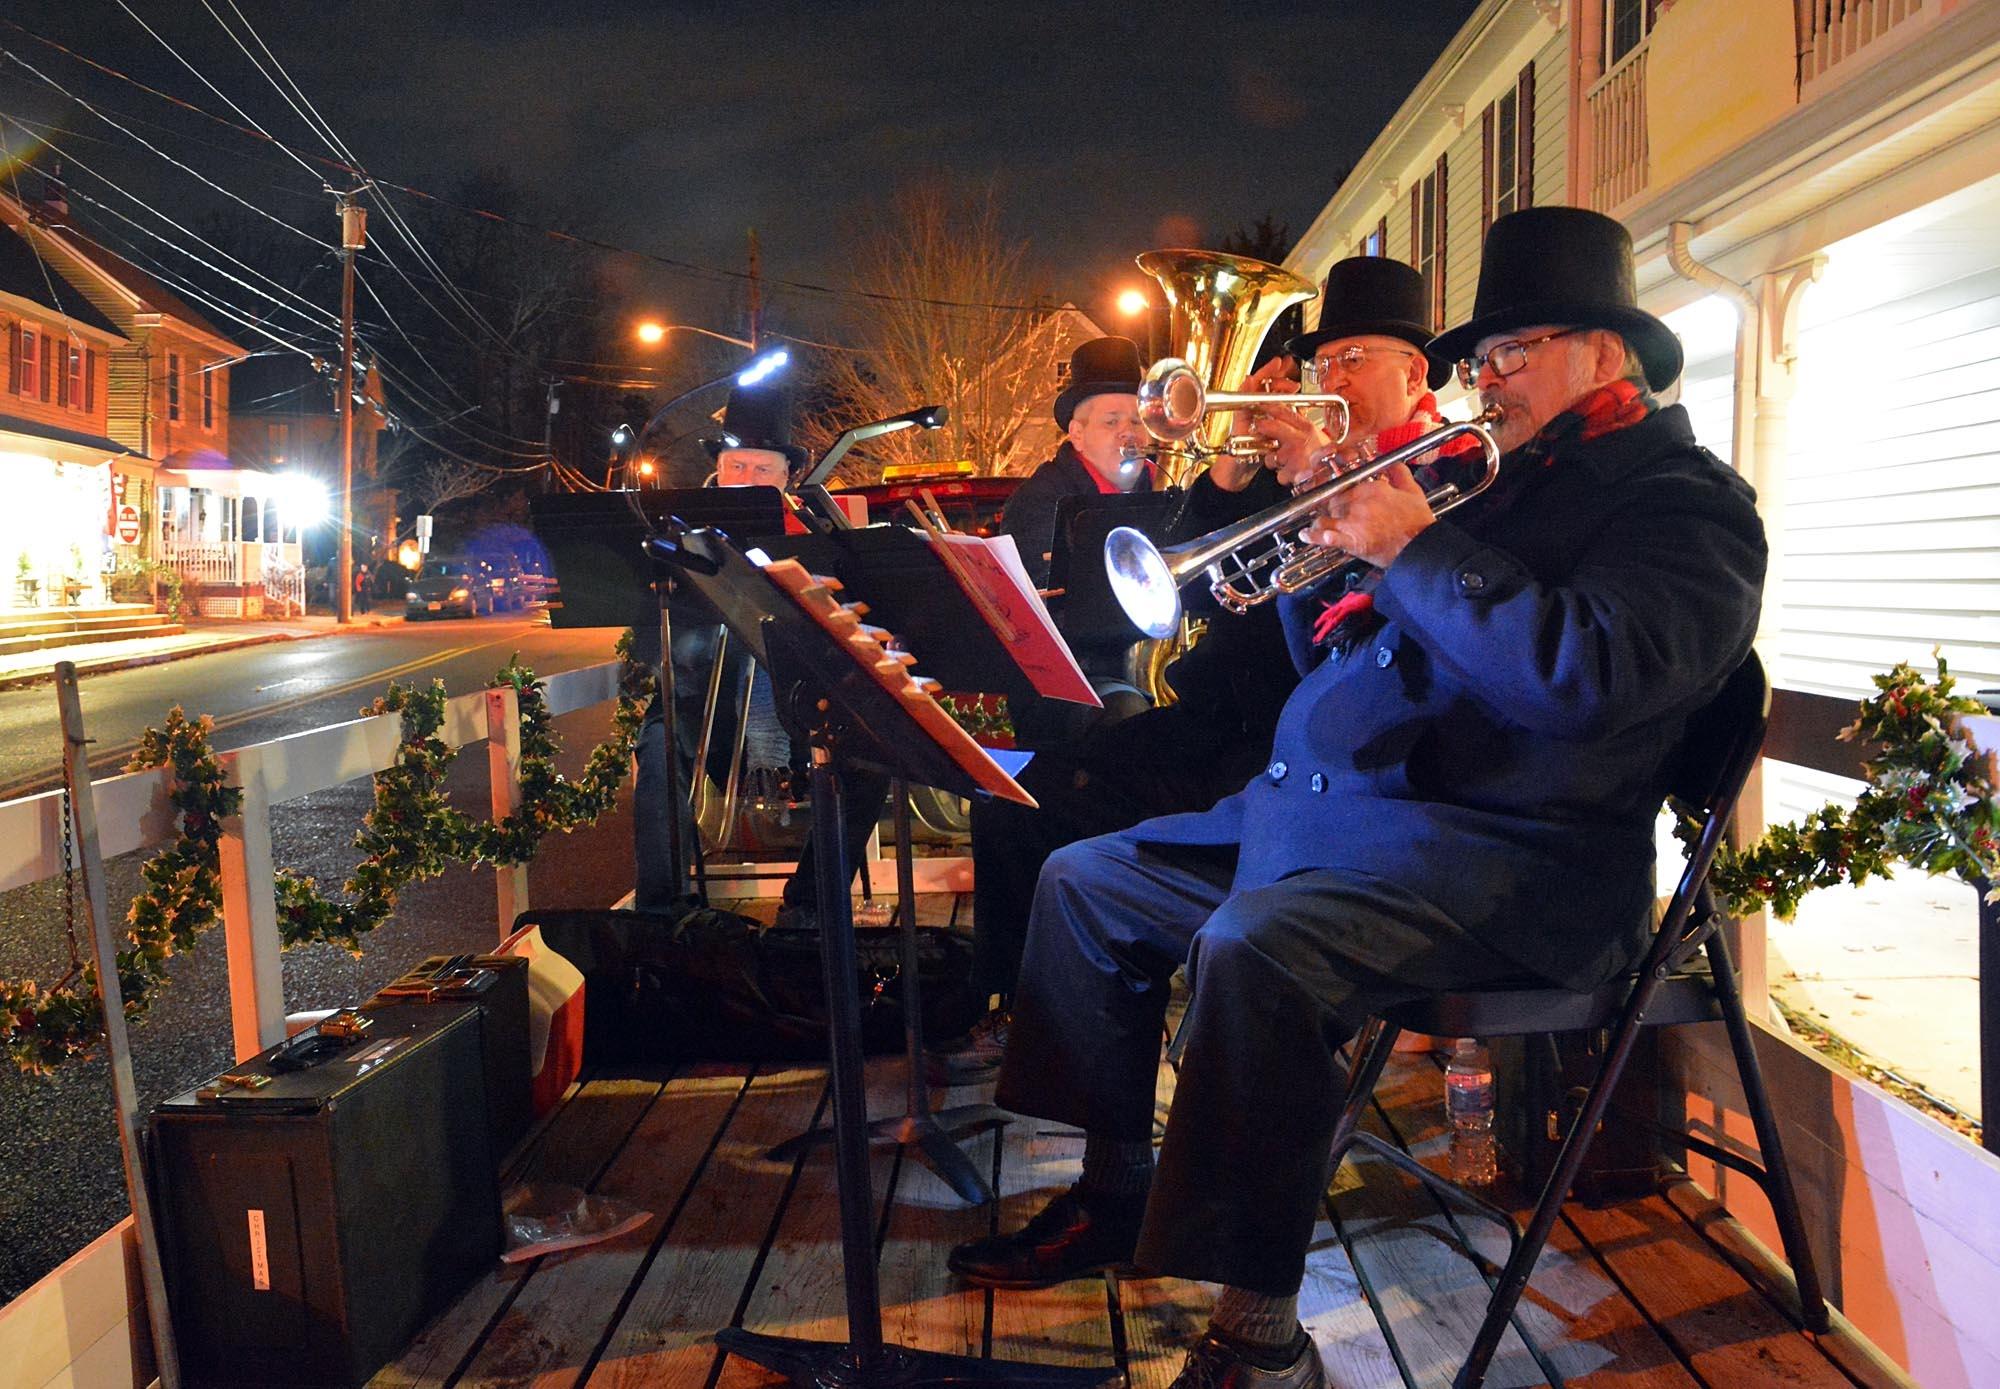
[1134,250,1320,488]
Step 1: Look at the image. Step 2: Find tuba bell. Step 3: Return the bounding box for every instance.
[1134,250,1320,488]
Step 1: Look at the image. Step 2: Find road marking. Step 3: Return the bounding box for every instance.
[0,630,534,801]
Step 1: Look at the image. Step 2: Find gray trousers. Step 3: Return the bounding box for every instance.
[993,829,1525,1294]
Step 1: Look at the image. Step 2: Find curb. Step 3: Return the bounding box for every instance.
[0,629,312,693]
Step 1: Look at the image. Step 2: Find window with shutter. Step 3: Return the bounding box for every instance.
[167,351,181,421]
[20,326,38,399]
[202,364,214,429]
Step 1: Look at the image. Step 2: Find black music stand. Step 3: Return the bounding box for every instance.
[758,526,1099,1203]
[530,488,785,904]
[652,527,1113,1389]
[1046,491,1180,649]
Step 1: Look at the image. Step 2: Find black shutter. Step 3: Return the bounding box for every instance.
[84,348,96,412]
[1518,62,1537,210]
[1481,104,1496,236]
[1433,155,1449,330]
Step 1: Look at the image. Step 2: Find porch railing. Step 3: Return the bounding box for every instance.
[1798,0,1926,89]
[262,555,305,616]
[1588,44,1650,211]
[159,540,239,589]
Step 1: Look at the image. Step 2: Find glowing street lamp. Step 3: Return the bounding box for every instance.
[1116,288,1149,317]
[635,320,668,346]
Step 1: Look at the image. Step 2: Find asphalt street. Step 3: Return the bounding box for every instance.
[0,611,645,1302]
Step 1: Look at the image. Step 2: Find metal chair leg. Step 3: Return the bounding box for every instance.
[1328,1019,1399,1175]
[1703,930,1832,1334]
[1454,970,1670,1389]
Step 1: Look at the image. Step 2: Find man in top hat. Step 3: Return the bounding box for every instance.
[950,259,1451,1072]
[947,208,1767,1389]
[633,377,884,920]
[1000,336,1155,591]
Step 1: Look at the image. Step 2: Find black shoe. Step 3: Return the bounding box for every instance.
[925,1009,1009,1086]
[1168,1329,1326,1389]
[946,1184,1145,1289]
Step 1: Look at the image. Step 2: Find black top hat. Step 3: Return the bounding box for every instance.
[1286,256,1450,390]
[1053,336,1144,430]
[1428,206,1682,391]
[701,378,809,470]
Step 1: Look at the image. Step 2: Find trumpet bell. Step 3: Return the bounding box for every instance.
[1104,525,1182,640]
[1136,358,1208,444]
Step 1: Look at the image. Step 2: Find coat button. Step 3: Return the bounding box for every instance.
[1309,772,1326,793]
[1375,645,1395,668]
[1267,761,1288,783]
[1459,569,1487,594]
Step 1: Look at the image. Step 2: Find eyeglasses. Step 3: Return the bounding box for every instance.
[1306,344,1417,387]
[1455,328,1585,390]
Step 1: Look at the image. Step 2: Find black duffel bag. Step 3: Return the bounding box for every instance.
[515,907,983,1064]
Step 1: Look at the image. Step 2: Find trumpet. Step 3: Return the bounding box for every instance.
[1138,357,1351,462]
[1104,406,1505,639]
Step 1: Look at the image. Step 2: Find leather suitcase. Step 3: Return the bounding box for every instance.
[366,952,532,1160]
[149,1003,502,1388]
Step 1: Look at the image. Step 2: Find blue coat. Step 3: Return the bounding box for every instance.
[1129,405,1767,990]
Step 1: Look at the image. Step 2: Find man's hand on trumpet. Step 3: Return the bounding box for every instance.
[1299,461,1437,570]
[1241,356,1343,491]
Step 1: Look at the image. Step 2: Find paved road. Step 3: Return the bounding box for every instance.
[0,611,645,1303]
[0,611,620,797]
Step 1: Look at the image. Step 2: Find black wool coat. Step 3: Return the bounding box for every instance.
[1000,443,1140,589]
[1127,405,1768,990]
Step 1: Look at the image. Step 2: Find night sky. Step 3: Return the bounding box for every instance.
[3,0,1477,340]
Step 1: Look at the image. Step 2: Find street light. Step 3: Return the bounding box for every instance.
[1117,286,1158,360]
[632,319,755,350]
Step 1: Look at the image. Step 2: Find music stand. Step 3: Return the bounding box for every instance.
[652,527,1112,1389]
[530,488,785,903]
[1046,491,1180,651]
[759,526,1097,1202]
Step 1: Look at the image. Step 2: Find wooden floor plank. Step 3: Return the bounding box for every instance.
[711,1058,915,1389]
[1365,1057,1702,1389]
[456,1064,753,1388]
[875,1080,1003,1358]
[987,1118,1117,1370]
[370,1074,668,1389]
[585,1066,831,1389]
[1562,1193,1850,1387]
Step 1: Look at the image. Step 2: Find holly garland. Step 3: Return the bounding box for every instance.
[0,637,655,1074]
[1701,655,2000,920]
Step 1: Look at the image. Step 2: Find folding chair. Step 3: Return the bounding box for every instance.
[1326,651,1830,1388]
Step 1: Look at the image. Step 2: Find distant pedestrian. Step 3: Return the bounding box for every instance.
[353,563,371,614]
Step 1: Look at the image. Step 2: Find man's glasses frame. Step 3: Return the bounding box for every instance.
[1306,344,1419,388]
[1454,327,1586,390]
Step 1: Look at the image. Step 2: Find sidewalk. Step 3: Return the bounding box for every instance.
[0,610,403,690]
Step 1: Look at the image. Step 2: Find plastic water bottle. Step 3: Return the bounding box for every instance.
[1445,1037,1498,1186]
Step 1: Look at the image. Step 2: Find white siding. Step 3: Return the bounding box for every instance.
[1675,349,1735,470]
[1444,125,1484,326]
[1533,34,1570,208]
[1779,264,2000,696]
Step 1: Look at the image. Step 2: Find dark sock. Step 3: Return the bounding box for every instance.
[1078,1134,1154,1199]
[1211,1286,1303,1368]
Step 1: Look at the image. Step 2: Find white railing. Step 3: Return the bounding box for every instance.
[1588,44,1649,211]
[1799,0,1925,88]
[262,555,305,616]
[159,540,239,589]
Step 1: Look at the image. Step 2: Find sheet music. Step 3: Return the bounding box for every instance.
[925,532,1100,707]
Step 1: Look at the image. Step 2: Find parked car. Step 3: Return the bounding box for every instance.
[405,557,496,619]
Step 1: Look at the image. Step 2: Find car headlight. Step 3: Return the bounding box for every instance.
[406,591,419,601]
[450,587,470,600]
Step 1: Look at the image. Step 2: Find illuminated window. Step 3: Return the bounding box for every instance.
[167,351,181,421]
[18,326,38,398]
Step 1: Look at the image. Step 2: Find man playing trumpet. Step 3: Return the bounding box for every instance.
[949,208,1767,1389]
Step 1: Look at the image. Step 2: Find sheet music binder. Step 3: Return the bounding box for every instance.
[1046,490,1182,648]
[528,487,786,629]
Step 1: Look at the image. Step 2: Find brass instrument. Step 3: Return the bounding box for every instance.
[1137,356,1350,463]
[1104,407,1505,639]
[1134,250,1321,488]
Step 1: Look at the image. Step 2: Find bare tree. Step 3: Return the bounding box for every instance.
[404,455,498,513]
[801,184,1089,482]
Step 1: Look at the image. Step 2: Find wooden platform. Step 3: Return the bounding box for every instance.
[370,897,1895,1389]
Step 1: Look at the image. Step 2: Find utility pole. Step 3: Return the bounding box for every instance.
[747,228,762,348]
[335,193,366,624]
[542,377,559,492]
